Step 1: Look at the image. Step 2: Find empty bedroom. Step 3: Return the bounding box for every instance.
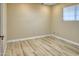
[0,3,79,56]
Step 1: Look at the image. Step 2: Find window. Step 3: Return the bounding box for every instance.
[63,5,79,21]
[76,5,79,21]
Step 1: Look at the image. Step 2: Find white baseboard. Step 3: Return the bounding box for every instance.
[7,34,79,47]
[7,34,51,43]
[51,34,79,47]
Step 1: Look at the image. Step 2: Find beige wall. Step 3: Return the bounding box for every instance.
[7,4,51,40]
[7,3,79,43]
[51,3,79,43]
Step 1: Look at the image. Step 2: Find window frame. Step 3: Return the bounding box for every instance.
[63,4,79,21]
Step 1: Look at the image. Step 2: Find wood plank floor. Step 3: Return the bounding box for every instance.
[5,37,79,56]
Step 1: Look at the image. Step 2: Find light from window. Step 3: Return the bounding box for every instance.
[63,5,79,21]
[76,5,79,21]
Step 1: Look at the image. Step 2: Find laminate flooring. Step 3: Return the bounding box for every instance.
[5,37,79,56]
